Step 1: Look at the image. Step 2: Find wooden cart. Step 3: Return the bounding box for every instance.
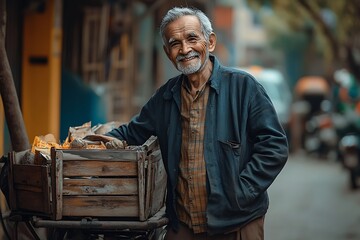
[7,136,168,239]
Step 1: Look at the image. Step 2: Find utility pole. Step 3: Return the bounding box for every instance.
[0,0,30,151]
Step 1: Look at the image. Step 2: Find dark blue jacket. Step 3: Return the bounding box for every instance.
[107,55,288,234]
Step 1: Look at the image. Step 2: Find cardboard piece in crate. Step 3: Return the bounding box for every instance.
[8,136,167,221]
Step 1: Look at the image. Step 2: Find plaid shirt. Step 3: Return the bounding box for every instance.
[176,80,210,233]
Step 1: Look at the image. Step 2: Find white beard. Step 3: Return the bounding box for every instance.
[176,50,209,75]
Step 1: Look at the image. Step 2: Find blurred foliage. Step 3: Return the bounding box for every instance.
[247,0,360,80]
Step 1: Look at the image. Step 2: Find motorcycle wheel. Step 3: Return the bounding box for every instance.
[349,169,359,190]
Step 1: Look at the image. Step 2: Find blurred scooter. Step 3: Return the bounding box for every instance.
[303,100,338,159]
[339,134,360,189]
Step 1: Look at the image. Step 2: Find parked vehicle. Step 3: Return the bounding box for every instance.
[303,104,338,158]
[294,76,332,151]
[333,69,360,189]
[295,76,331,117]
[339,134,360,189]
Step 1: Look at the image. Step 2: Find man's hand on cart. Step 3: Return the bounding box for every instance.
[105,138,127,149]
[82,134,127,149]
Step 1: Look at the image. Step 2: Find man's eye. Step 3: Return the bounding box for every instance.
[169,42,179,48]
[188,37,197,43]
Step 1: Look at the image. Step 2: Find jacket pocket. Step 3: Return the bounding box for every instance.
[217,139,254,209]
[217,140,241,204]
[218,140,241,155]
[217,140,242,172]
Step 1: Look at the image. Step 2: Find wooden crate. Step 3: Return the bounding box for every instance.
[8,150,52,216]
[9,136,167,221]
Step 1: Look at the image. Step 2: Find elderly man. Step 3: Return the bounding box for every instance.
[106,6,288,240]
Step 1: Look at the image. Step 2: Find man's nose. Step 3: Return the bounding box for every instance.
[180,41,191,54]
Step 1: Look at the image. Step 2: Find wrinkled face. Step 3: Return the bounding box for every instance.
[163,15,216,75]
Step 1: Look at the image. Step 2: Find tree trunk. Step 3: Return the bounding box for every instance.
[0,0,30,151]
[298,0,339,60]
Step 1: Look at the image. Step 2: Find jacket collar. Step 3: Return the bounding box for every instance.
[208,55,221,95]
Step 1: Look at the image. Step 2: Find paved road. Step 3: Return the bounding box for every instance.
[265,152,360,240]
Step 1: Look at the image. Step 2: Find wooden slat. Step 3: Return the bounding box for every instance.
[41,164,51,213]
[63,178,138,195]
[137,156,145,221]
[145,156,153,219]
[62,160,138,177]
[144,150,162,218]
[13,165,45,187]
[52,149,63,220]
[16,190,47,213]
[62,196,139,217]
[60,149,141,161]
[149,151,167,216]
[144,150,167,217]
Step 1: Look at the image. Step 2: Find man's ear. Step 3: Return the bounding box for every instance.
[208,32,217,52]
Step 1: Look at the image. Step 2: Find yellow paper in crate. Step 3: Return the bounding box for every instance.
[31,134,62,153]
[30,121,125,156]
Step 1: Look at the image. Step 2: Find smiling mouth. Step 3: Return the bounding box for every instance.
[177,51,200,62]
[179,55,198,62]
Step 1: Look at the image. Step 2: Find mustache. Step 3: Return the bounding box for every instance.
[176,51,200,61]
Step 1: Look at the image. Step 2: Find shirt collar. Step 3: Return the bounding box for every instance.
[180,55,221,93]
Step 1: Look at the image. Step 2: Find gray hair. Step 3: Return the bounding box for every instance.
[159,7,213,44]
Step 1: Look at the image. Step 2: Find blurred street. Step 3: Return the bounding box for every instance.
[265,152,360,240]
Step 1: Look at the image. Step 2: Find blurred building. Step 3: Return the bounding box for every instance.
[1,0,204,150]
[1,0,274,153]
